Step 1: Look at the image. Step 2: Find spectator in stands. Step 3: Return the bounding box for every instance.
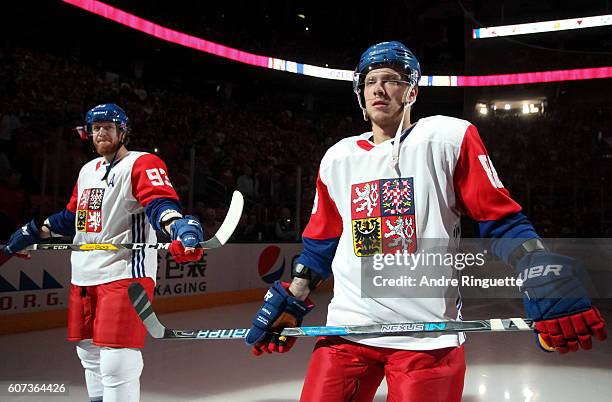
[274,207,297,241]
[236,165,257,199]
[201,207,221,237]
[2,45,612,240]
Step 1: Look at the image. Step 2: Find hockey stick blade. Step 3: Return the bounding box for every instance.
[128,282,168,339]
[129,283,534,340]
[19,191,244,252]
[198,190,244,249]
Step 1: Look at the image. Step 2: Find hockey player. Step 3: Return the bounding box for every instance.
[2,104,204,402]
[245,42,608,401]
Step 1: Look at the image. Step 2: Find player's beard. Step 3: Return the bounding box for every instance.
[93,134,123,158]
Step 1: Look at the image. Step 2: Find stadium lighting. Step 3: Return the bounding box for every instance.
[475,102,488,115]
[62,0,612,86]
[489,99,544,115]
[473,13,612,39]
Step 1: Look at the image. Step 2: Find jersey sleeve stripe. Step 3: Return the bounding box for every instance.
[131,214,137,278]
[138,212,145,278]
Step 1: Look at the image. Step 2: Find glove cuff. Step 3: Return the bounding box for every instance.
[159,209,182,235]
[276,281,315,311]
[27,219,44,242]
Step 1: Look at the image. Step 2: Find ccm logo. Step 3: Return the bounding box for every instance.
[518,264,562,281]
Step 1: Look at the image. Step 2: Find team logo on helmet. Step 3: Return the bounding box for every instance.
[258,246,285,283]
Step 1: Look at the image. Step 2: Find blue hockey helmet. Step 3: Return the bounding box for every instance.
[353,41,421,111]
[85,103,130,136]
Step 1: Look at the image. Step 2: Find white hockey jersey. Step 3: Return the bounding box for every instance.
[66,151,179,286]
[299,115,522,350]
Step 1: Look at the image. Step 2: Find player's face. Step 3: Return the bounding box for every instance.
[363,68,415,126]
[91,121,123,156]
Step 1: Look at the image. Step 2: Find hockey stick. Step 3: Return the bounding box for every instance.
[19,191,244,252]
[128,282,534,340]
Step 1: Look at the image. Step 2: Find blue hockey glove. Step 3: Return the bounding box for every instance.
[517,251,607,353]
[2,219,43,258]
[169,215,204,263]
[246,281,314,356]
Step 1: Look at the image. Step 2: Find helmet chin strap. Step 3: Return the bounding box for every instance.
[355,90,369,122]
[390,84,416,176]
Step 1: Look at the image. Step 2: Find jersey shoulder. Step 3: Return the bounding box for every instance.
[320,132,373,168]
[413,115,473,148]
[80,156,105,175]
[125,151,166,172]
[126,151,155,164]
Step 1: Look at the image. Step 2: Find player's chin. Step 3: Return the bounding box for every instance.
[368,110,399,126]
[94,142,117,155]
[366,108,382,119]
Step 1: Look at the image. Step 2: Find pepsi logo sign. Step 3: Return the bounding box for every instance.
[258,246,285,283]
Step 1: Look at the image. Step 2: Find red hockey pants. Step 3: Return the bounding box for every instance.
[300,336,465,402]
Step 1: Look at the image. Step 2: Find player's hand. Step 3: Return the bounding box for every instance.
[2,219,43,258]
[169,215,204,263]
[518,251,608,353]
[246,281,314,356]
[534,307,607,353]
